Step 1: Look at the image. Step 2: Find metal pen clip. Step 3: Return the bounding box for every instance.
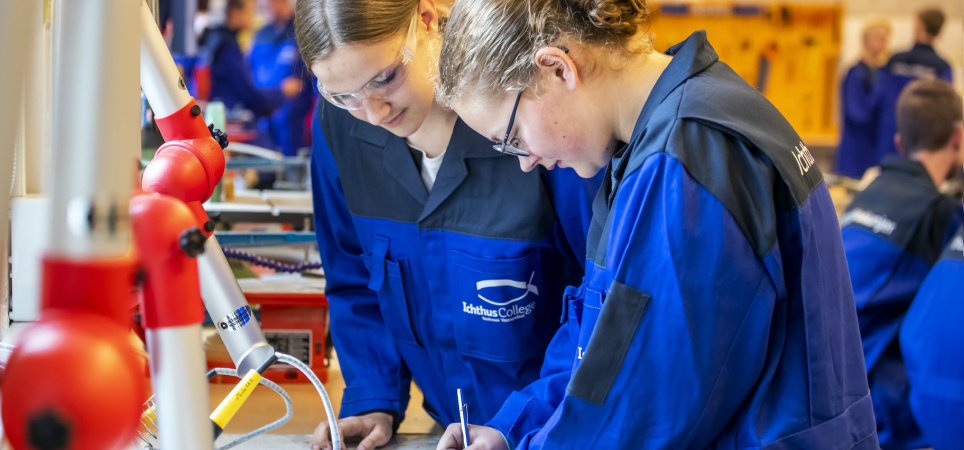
[457,388,470,449]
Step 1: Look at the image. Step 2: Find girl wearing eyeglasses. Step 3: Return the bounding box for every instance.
[293,1,597,449]
[433,0,877,449]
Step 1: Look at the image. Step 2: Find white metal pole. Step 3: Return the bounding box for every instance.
[140,0,193,118]
[199,237,277,375]
[48,0,140,258]
[147,325,215,448]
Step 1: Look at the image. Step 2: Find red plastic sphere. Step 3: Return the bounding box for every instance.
[2,310,147,450]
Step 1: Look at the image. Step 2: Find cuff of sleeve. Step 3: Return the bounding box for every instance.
[340,385,410,422]
[485,391,547,449]
[358,409,403,435]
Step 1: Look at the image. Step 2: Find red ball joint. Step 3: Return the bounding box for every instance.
[1,311,147,450]
[130,194,206,329]
[143,100,226,235]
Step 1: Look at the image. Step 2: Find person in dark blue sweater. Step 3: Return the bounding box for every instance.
[248,0,313,157]
[872,8,953,167]
[837,20,890,179]
[842,78,963,449]
[199,0,302,119]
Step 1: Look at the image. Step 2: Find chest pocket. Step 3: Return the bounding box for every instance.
[363,236,422,347]
[450,247,547,362]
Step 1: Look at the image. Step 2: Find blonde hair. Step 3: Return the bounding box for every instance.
[436,0,651,107]
[294,0,419,68]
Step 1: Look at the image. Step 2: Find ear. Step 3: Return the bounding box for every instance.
[418,0,440,34]
[534,46,580,91]
[894,133,903,154]
[951,127,963,152]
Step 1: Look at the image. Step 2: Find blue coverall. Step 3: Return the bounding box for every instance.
[837,61,880,179]
[310,100,598,427]
[199,26,284,117]
[485,31,878,449]
[842,159,963,449]
[873,44,953,164]
[249,18,314,157]
[900,227,964,450]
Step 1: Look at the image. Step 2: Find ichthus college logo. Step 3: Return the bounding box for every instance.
[462,272,539,323]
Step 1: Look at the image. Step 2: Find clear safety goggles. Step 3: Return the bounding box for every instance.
[317,14,419,110]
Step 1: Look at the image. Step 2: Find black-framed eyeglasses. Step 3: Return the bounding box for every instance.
[492,88,528,157]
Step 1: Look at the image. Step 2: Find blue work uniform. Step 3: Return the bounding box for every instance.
[249,18,314,156]
[837,61,880,179]
[198,26,284,117]
[486,31,877,449]
[842,160,963,449]
[310,100,598,427]
[900,227,964,450]
[873,44,953,164]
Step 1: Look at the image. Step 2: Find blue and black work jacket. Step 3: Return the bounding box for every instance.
[842,161,963,449]
[837,61,879,179]
[900,227,964,450]
[485,31,878,449]
[249,18,314,156]
[199,26,284,117]
[873,44,953,163]
[310,101,598,426]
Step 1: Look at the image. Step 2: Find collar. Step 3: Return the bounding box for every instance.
[912,43,937,53]
[629,30,719,145]
[352,116,502,160]
[880,159,937,189]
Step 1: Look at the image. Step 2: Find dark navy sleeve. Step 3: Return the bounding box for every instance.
[900,228,964,449]
[310,104,413,419]
[523,136,779,449]
[214,37,284,117]
[842,64,876,125]
[938,64,953,82]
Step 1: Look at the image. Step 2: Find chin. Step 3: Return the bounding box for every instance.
[570,161,606,179]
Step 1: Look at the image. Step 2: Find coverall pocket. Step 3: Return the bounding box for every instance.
[363,250,423,347]
[567,281,651,405]
[450,248,547,362]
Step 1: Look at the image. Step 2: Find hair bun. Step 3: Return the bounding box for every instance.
[566,0,648,38]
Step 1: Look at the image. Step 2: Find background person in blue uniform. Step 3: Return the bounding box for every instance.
[434,1,877,449]
[841,79,964,450]
[293,1,597,449]
[837,20,890,179]
[900,227,964,450]
[249,0,314,157]
[199,0,302,119]
[872,7,952,166]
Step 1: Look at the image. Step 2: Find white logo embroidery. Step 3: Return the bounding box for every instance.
[840,208,897,235]
[793,141,815,176]
[462,272,540,323]
[475,271,539,306]
[949,236,964,253]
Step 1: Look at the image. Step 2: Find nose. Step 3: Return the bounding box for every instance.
[518,155,540,173]
[362,97,391,126]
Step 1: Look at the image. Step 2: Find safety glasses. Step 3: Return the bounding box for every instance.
[317,13,419,110]
[492,89,528,156]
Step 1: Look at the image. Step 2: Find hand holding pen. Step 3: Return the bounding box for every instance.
[435,389,508,450]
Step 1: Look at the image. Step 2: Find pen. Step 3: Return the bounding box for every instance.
[458,388,470,448]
